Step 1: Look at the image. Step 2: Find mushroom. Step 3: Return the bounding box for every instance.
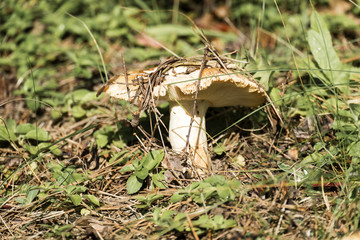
[99,63,266,174]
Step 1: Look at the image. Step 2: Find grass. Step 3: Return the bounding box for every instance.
[1,0,360,239]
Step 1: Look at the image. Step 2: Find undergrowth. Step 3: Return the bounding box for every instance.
[1,0,360,239]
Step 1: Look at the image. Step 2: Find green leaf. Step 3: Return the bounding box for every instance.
[213,144,226,155]
[51,109,63,120]
[0,126,16,141]
[27,162,38,175]
[47,162,64,173]
[170,192,186,203]
[251,55,272,91]
[94,132,109,148]
[146,24,237,42]
[120,164,135,173]
[84,195,100,206]
[200,187,216,202]
[15,197,27,205]
[69,194,82,206]
[153,207,161,223]
[109,151,129,165]
[25,128,51,141]
[37,142,62,156]
[269,87,282,107]
[37,192,49,200]
[135,168,149,180]
[193,215,210,228]
[223,219,237,229]
[148,194,164,202]
[72,105,86,119]
[49,145,62,156]
[142,150,164,171]
[308,30,340,75]
[0,119,17,141]
[308,11,349,92]
[213,215,224,225]
[133,195,146,202]
[26,187,39,203]
[301,152,323,165]
[16,123,36,135]
[66,185,87,194]
[26,97,40,112]
[6,119,16,132]
[23,144,38,155]
[174,213,187,231]
[112,139,126,149]
[314,142,326,151]
[132,158,142,170]
[216,186,234,201]
[81,208,91,216]
[205,175,226,186]
[81,91,99,103]
[310,11,332,44]
[126,175,143,194]
[152,173,167,189]
[160,209,176,221]
[277,162,292,172]
[133,193,164,208]
[214,215,236,229]
[66,89,98,104]
[57,224,73,233]
[52,166,86,185]
[348,141,360,158]
[94,126,114,148]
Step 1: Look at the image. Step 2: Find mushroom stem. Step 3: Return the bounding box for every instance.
[169,100,211,172]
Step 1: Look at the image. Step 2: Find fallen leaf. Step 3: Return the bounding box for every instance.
[287,147,298,161]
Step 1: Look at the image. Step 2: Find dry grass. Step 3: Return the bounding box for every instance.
[1,88,356,239]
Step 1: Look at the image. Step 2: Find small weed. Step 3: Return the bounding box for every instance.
[153,207,237,236]
[133,193,164,209]
[171,175,242,204]
[122,149,166,194]
[40,224,73,238]
[0,119,60,155]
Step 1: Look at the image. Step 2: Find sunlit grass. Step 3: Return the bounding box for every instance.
[1,0,360,239]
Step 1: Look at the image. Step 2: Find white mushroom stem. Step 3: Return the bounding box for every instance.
[169,100,211,171]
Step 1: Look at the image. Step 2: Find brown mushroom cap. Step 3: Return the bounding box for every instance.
[100,66,266,108]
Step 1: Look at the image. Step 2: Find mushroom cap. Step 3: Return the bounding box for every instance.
[97,68,156,101]
[99,66,266,108]
[154,67,265,107]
